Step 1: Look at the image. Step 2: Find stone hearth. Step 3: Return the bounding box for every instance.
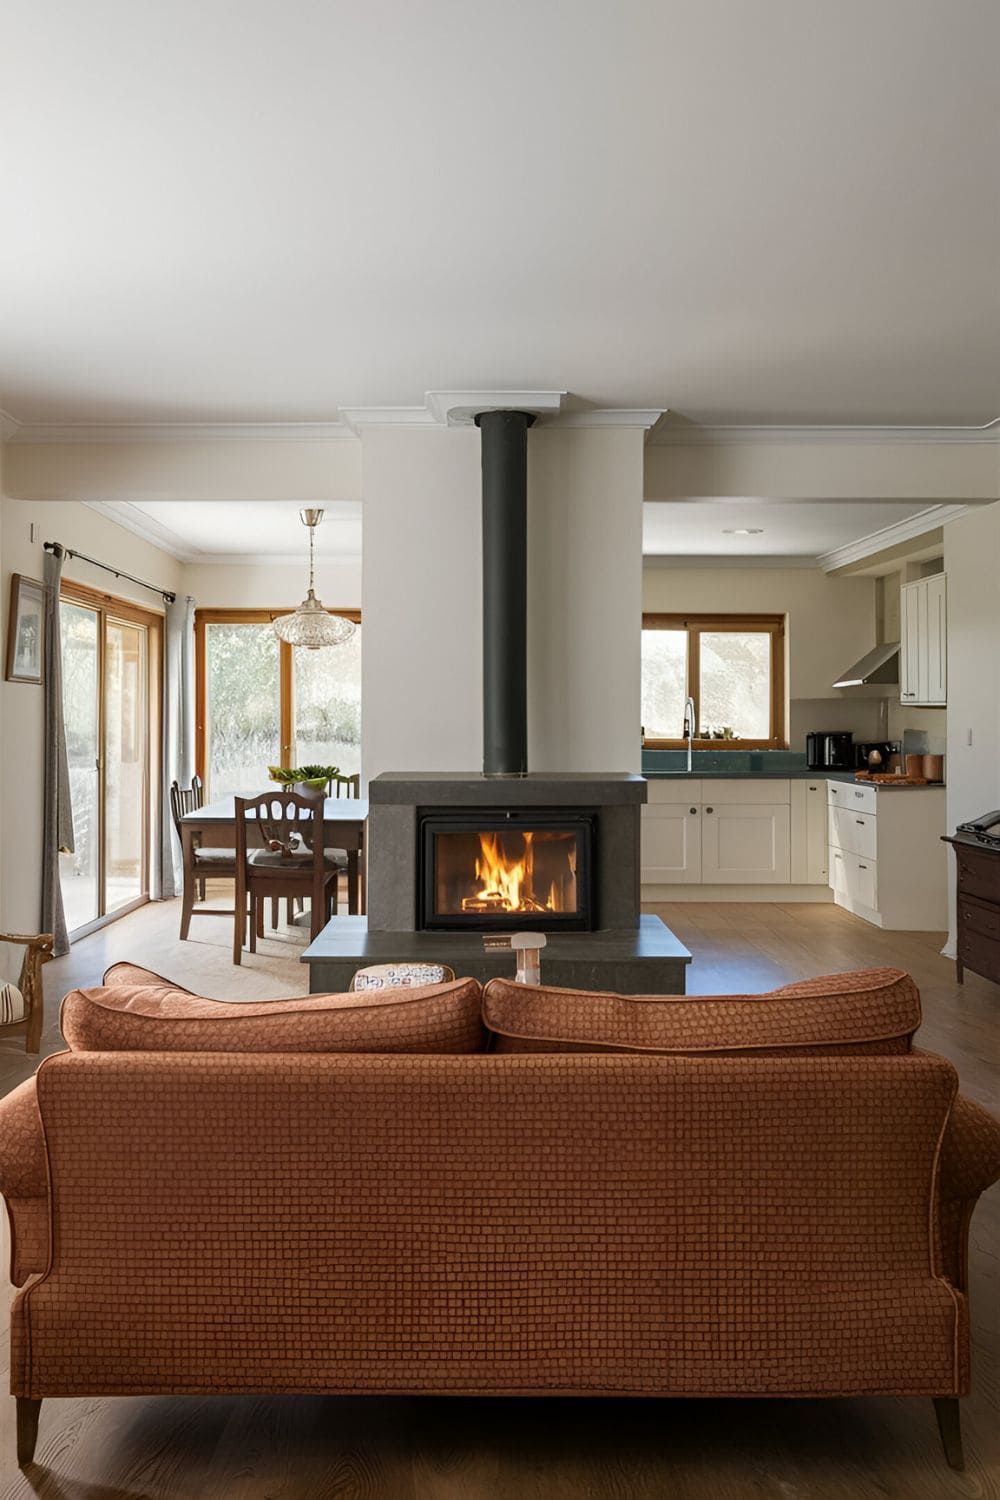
[302,772,690,994]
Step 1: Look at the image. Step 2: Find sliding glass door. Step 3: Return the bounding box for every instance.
[59,587,158,937]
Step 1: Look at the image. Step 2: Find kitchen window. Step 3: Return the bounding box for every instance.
[641,614,786,749]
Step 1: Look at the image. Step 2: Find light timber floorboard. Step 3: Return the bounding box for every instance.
[0,896,997,1499]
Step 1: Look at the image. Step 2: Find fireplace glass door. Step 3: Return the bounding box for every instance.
[420,812,593,931]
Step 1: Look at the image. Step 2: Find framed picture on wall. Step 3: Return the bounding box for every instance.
[5,575,45,684]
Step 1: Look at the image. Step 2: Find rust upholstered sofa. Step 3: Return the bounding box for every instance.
[1,963,998,1472]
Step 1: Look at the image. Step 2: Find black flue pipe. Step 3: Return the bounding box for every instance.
[475,409,535,776]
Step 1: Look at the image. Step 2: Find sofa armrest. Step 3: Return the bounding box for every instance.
[938,1093,1000,1291]
[0,1077,50,1286]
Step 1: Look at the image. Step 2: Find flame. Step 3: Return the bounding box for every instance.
[460,830,566,914]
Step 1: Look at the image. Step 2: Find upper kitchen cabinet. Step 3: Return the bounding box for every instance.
[900,573,947,706]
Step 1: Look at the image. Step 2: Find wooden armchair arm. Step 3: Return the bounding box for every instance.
[0,933,55,1054]
[0,933,55,952]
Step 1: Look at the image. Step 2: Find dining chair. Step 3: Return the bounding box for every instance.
[169,777,237,940]
[0,932,55,1054]
[327,773,363,914]
[233,791,342,965]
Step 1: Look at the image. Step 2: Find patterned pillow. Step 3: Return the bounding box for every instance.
[482,968,921,1056]
[0,983,26,1024]
[352,963,456,990]
[63,975,486,1054]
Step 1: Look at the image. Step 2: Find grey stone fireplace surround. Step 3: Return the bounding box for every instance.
[302,772,690,994]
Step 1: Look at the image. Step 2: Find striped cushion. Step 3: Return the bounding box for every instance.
[0,983,26,1024]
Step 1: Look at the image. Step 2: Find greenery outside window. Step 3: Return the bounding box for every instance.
[641,614,786,749]
[195,608,361,798]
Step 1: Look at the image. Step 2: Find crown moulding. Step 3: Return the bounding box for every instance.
[652,417,1000,446]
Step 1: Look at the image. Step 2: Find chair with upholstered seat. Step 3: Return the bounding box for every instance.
[233,790,341,964]
[169,777,237,940]
[0,932,55,1053]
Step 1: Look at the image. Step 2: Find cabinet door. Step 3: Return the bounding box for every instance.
[805,781,829,884]
[641,804,702,884]
[701,803,790,883]
[925,573,947,704]
[900,579,925,706]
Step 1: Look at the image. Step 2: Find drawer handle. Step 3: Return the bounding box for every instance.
[858,864,869,870]
[856,818,865,825]
[833,853,843,860]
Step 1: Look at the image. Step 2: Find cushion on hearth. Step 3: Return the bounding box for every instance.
[62,976,486,1054]
[482,967,921,1055]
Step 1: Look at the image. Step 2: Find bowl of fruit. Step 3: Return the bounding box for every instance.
[267,764,341,797]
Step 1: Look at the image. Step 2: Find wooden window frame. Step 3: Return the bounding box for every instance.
[194,607,361,785]
[59,578,163,932]
[641,612,786,750]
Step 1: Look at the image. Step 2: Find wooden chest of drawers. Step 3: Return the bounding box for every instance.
[944,835,1000,987]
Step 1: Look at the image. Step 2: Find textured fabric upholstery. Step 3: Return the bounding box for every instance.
[483,967,920,1055]
[248,846,346,869]
[61,979,485,1054]
[937,1089,1000,1288]
[104,962,196,991]
[0,1078,48,1284]
[7,1049,981,1402]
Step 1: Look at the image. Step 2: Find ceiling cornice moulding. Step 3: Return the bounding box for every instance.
[83,500,362,566]
[653,417,1000,447]
[7,420,357,445]
[816,504,970,572]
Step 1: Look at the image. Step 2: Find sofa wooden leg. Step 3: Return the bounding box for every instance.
[16,1398,41,1467]
[933,1397,964,1470]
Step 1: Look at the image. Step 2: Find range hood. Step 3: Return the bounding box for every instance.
[832,642,900,689]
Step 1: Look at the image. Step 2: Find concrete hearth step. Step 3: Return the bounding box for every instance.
[301,913,691,995]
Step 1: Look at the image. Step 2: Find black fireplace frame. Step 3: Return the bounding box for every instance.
[418,808,596,932]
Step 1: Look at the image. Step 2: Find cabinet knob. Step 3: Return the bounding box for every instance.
[689,807,698,815]
[809,785,818,791]
[705,807,714,814]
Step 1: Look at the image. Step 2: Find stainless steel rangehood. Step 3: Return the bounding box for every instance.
[832,642,900,689]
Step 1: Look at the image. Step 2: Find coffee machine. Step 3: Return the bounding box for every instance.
[806,731,855,770]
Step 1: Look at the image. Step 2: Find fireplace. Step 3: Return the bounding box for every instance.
[420,810,594,931]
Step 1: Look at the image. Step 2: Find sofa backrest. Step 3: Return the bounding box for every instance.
[14,1048,961,1401]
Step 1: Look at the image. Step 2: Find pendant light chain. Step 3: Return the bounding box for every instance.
[272,508,358,650]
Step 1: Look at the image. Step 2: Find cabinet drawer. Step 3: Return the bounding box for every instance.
[646,779,703,804]
[956,849,1000,904]
[958,928,1000,986]
[958,894,1000,942]
[828,806,877,860]
[830,848,877,909]
[829,781,877,815]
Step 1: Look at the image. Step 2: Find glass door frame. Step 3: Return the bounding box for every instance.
[194,607,361,791]
[60,579,163,938]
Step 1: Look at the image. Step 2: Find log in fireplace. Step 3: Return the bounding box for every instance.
[419,809,594,931]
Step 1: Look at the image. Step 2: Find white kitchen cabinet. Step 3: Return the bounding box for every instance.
[701,802,791,883]
[900,573,947,707]
[642,779,794,887]
[826,780,947,929]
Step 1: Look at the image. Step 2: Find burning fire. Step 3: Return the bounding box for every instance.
[460,830,562,914]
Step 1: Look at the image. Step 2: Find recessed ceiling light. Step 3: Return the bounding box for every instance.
[722,527,764,536]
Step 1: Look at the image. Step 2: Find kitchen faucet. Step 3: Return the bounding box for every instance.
[683,695,696,772]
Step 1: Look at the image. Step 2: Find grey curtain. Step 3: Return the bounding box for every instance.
[159,595,196,898]
[41,545,74,955]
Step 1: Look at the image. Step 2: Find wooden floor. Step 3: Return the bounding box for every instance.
[1,898,997,1499]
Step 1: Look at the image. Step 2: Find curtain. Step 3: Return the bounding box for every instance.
[158,596,196,898]
[41,545,74,955]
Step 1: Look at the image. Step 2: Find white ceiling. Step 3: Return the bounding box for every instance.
[94,500,362,563]
[3,2,1000,427]
[642,499,937,560]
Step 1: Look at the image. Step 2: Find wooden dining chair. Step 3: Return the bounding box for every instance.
[233,791,342,964]
[0,932,55,1054]
[325,773,362,914]
[169,777,237,940]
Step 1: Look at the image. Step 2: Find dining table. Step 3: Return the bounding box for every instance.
[179,794,368,915]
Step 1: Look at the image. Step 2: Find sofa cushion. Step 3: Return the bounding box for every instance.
[62,977,486,1054]
[482,967,921,1055]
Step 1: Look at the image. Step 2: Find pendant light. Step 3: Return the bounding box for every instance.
[272,509,356,650]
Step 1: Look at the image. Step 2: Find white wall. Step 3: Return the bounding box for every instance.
[944,502,1000,949]
[0,495,183,936]
[182,557,361,611]
[642,563,881,748]
[528,426,644,772]
[361,427,483,782]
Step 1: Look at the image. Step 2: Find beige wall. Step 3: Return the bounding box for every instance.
[642,563,883,749]
[182,558,361,611]
[944,503,1000,949]
[0,495,182,937]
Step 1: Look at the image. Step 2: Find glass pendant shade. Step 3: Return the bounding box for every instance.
[272,508,357,650]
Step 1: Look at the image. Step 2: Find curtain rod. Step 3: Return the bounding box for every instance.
[43,542,177,604]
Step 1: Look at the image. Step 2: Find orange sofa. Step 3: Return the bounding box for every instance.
[1,965,998,1472]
